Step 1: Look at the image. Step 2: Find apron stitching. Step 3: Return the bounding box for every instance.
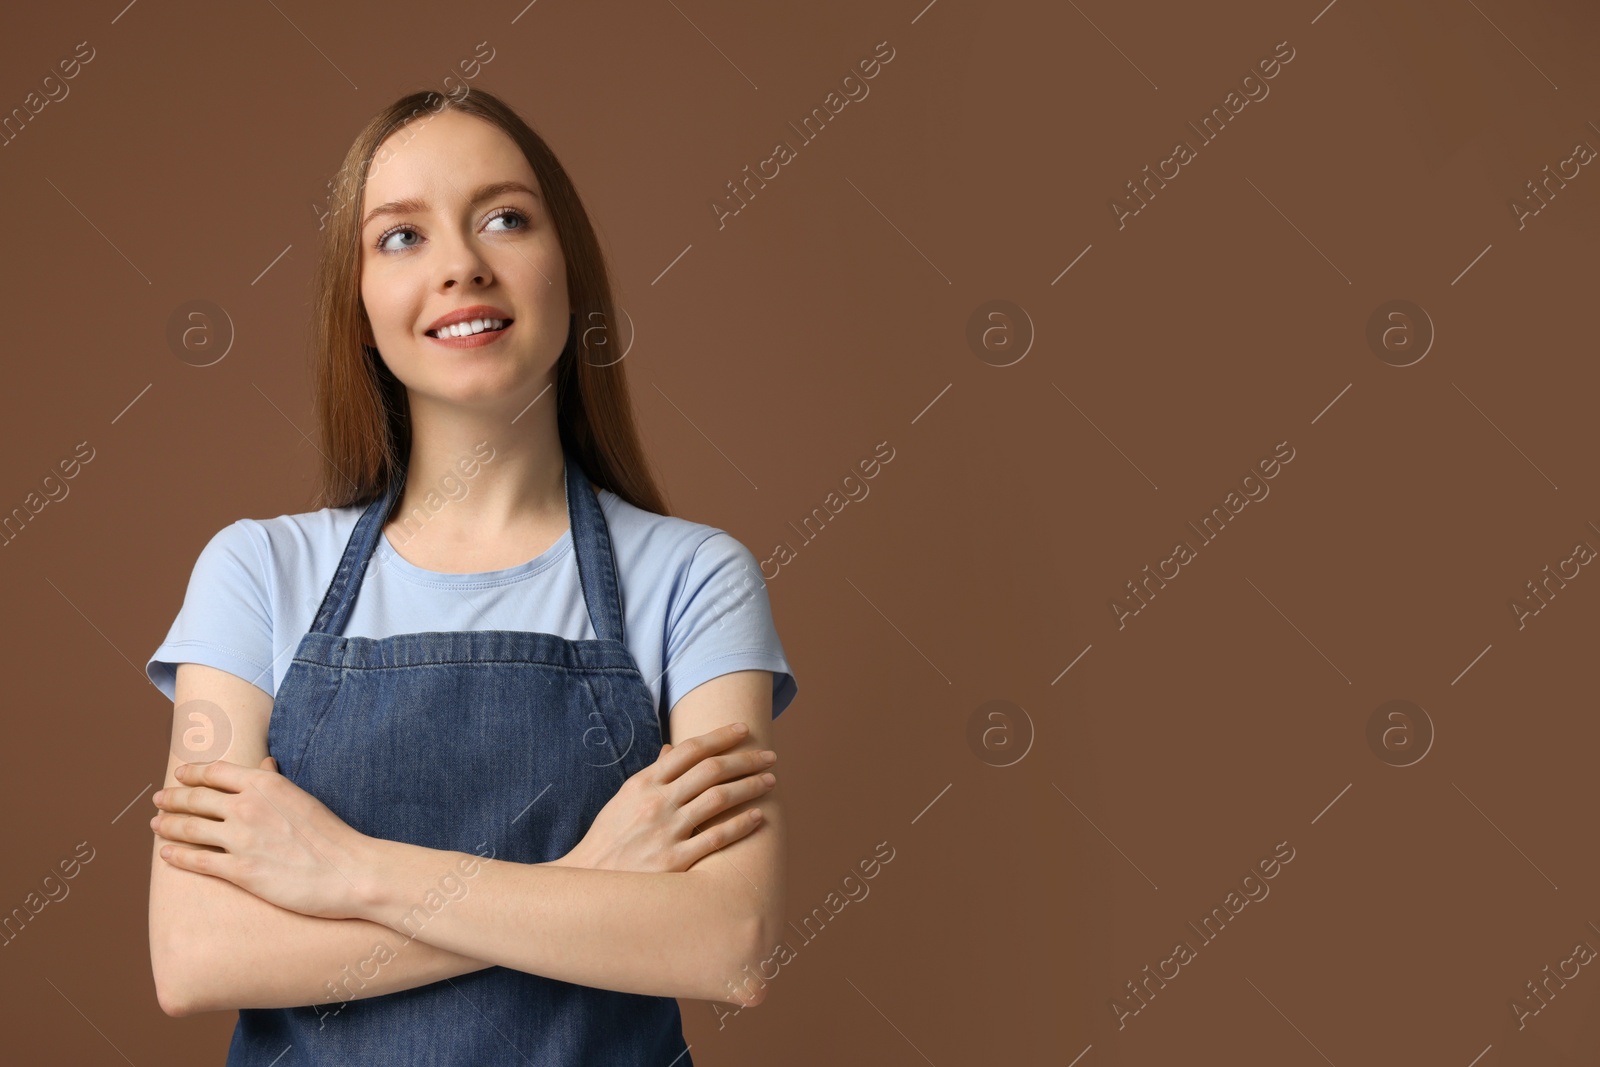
[291,665,350,778]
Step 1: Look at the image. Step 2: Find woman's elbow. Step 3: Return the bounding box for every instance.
[152,946,197,1017]
[151,920,217,1017]
[156,983,193,1019]
[705,911,778,1007]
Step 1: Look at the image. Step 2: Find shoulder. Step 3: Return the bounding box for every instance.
[597,491,774,650]
[598,491,796,718]
[241,503,365,557]
[597,489,761,583]
[198,504,365,600]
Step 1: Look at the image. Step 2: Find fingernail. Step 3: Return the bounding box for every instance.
[761,773,776,786]
[153,790,165,805]
[733,723,748,734]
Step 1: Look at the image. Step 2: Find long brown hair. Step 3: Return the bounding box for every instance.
[306,86,668,517]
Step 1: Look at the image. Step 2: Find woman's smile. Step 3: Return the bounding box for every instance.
[425,318,515,348]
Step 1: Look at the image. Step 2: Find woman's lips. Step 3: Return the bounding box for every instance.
[425,321,513,348]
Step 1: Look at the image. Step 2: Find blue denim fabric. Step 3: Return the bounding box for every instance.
[226,453,693,1066]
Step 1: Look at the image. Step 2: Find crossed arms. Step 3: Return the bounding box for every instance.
[148,662,786,1016]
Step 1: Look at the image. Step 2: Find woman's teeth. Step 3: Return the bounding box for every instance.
[429,317,510,338]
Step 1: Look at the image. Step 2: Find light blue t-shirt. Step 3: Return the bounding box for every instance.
[146,487,797,721]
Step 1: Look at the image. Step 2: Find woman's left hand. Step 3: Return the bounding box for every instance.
[152,756,374,921]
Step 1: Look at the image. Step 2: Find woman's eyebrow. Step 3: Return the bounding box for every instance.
[360,180,540,230]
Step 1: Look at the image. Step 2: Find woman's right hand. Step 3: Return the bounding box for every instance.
[553,723,777,874]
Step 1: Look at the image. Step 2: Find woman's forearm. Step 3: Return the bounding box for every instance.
[356,838,765,1005]
[151,837,492,1016]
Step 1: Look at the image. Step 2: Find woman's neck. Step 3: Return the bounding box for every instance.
[385,409,579,573]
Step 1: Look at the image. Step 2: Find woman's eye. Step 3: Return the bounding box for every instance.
[485,209,528,232]
[377,227,420,252]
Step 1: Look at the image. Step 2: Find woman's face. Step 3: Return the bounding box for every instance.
[357,109,570,415]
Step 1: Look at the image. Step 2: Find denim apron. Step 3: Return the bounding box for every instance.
[227,452,693,1066]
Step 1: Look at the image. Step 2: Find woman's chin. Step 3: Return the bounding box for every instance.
[408,369,556,412]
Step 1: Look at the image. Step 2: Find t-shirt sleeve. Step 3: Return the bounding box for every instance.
[663,532,798,719]
[146,519,276,702]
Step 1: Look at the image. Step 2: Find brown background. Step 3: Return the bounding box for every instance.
[2,0,1598,1063]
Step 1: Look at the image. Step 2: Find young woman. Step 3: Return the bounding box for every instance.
[145,87,797,1065]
